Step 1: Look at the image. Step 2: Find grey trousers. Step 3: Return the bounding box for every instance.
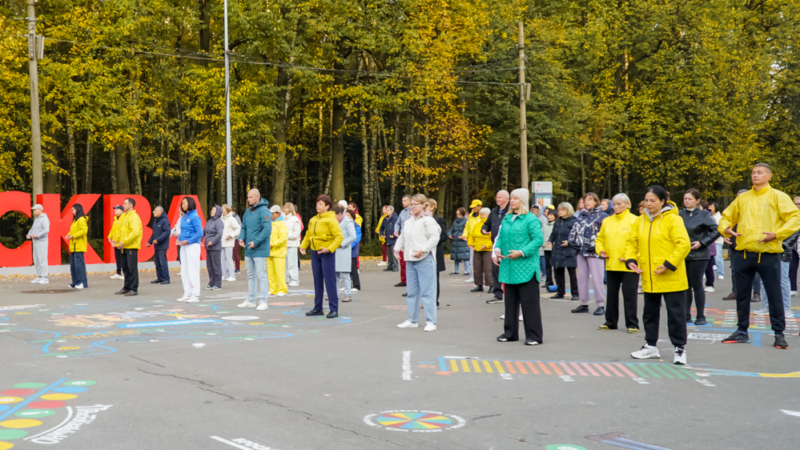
[221,247,235,279]
[33,239,48,278]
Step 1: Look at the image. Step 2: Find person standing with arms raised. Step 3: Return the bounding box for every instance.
[147,206,171,285]
[300,195,343,318]
[719,163,800,349]
[26,204,50,284]
[238,189,272,311]
[116,198,143,296]
[482,190,509,303]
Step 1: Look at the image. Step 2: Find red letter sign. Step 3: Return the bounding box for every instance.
[0,191,32,267]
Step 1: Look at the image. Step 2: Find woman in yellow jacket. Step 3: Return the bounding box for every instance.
[300,194,344,318]
[625,186,691,365]
[376,207,388,266]
[595,193,640,333]
[66,204,89,289]
[268,205,289,296]
[469,208,494,293]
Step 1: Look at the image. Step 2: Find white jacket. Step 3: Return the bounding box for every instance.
[395,214,441,261]
[221,213,242,248]
[170,213,182,237]
[285,214,302,248]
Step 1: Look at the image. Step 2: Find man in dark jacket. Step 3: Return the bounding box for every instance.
[481,190,509,303]
[238,189,272,310]
[147,206,171,284]
[381,206,399,272]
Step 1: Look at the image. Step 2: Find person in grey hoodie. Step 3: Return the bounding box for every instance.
[26,204,50,284]
[204,205,224,290]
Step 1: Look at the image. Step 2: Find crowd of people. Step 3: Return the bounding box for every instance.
[22,163,800,365]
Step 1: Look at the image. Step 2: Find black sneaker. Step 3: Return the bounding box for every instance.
[593,307,605,316]
[774,334,789,349]
[551,294,565,299]
[571,305,589,313]
[395,282,406,287]
[305,310,324,316]
[722,331,750,344]
[470,286,484,293]
[694,318,707,326]
[570,295,580,300]
[486,298,502,304]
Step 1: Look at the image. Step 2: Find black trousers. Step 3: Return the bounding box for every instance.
[154,248,170,282]
[553,266,578,297]
[350,257,361,290]
[435,270,441,306]
[543,251,554,286]
[732,251,785,334]
[501,275,543,342]
[121,249,139,292]
[790,250,798,292]
[643,291,687,347]
[491,261,502,299]
[605,271,639,329]
[685,259,708,321]
[206,250,222,288]
[705,258,715,287]
[114,248,123,275]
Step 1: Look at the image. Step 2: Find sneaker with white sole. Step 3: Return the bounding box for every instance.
[465,278,474,283]
[74,283,85,290]
[424,322,437,332]
[673,347,687,365]
[238,301,256,308]
[792,291,797,297]
[225,277,236,282]
[288,282,300,287]
[397,320,419,328]
[277,293,286,297]
[186,297,199,303]
[786,309,795,318]
[31,278,41,284]
[177,296,190,302]
[351,288,359,292]
[631,344,660,359]
[38,279,49,284]
[704,286,715,293]
[718,275,724,280]
[377,261,387,266]
[110,274,124,280]
[753,307,769,315]
[256,301,269,311]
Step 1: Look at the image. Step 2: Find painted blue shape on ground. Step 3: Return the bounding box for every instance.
[0,405,9,412]
[752,332,761,346]
[117,319,223,328]
[0,378,67,421]
[53,386,88,393]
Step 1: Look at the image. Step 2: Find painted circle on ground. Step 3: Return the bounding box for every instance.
[14,409,56,419]
[0,419,42,429]
[0,406,9,412]
[545,446,588,450]
[365,411,466,432]
[0,442,13,450]
[0,390,35,397]
[221,316,261,321]
[27,401,65,409]
[53,387,87,394]
[63,380,95,387]
[40,394,77,401]
[0,398,23,405]
[11,383,45,389]
[0,430,27,440]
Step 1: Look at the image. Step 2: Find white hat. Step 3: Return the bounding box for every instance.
[510,188,530,207]
[32,204,43,211]
[269,205,282,214]
[338,200,348,209]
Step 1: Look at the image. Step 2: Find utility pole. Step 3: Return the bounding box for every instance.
[518,21,528,191]
[223,0,233,205]
[27,0,43,201]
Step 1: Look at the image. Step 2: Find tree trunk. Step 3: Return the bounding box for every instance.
[84,130,92,193]
[197,157,208,211]
[461,160,469,209]
[360,114,371,241]
[405,121,414,193]
[66,114,78,196]
[330,52,349,202]
[325,104,334,195]
[501,151,509,190]
[390,114,399,207]
[130,134,143,196]
[110,145,117,193]
[115,146,131,194]
[272,63,294,206]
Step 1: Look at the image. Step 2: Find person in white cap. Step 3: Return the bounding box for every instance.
[26,204,50,284]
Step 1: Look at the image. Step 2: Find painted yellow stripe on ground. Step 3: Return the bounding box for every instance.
[483,360,494,373]
[759,372,800,378]
[493,360,506,373]
[461,360,471,372]
[450,359,459,372]
[471,360,482,373]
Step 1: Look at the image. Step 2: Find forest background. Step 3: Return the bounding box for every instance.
[1,0,799,256]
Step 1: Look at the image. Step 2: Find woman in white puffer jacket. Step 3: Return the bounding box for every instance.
[283,202,303,287]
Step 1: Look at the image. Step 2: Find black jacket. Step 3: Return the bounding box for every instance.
[782,230,800,262]
[381,213,398,246]
[679,208,720,261]
[482,203,510,242]
[433,215,447,272]
[549,215,579,268]
[148,214,171,250]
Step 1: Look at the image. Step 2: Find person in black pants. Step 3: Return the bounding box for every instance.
[679,189,720,325]
[116,198,143,296]
[549,203,579,300]
[542,207,556,287]
[147,206,171,284]
[427,199,448,307]
[481,190,510,303]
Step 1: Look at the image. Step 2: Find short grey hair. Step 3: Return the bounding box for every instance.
[386,205,395,212]
[480,207,491,216]
[558,202,575,217]
[611,193,631,208]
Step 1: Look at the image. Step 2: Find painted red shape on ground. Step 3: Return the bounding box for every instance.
[28,400,66,409]
[0,389,37,396]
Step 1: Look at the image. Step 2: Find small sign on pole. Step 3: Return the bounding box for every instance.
[532,181,553,209]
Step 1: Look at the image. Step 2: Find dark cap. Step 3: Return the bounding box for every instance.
[113,205,124,211]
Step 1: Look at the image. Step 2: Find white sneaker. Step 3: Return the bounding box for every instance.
[289,282,300,287]
[226,277,236,282]
[631,344,660,359]
[785,309,794,317]
[377,261,387,267]
[704,286,715,293]
[673,347,687,365]
[177,296,190,302]
[351,288,359,292]
[500,314,505,319]
[465,278,474,283]
[110,274,124,280]
[397,320,418,328]
[792,291,797,297]
[238,301,256,308]
[256,301,269,311]
[753,308,768,315]
[31,278,41,284]
[74,283,84,290]
[176,272,181,276]
[339,287,344,292]
[519,314,524,321]
[277,293,286,297]
[424,322,437,332]
[38,279,49,284]
[186,297,199,303]
[718,275,724,280]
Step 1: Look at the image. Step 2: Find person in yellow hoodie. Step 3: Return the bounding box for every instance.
[462,199,482,283]
[718,163,800,349]
[469,208,494,293]
[596,193,640,333]
[625,186,691,365]
[116,198,143,296]
[268,205,289,296]
[65,204,89,289]
[300,194,344,318]
[108,205,125,280]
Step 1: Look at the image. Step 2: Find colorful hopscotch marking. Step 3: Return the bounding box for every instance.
[436,356,800,383]
[697,307,799,331]
[0,379,109,447]
[363,410,466,433]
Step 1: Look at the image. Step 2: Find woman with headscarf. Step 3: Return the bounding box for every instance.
[66,204,89,289]
[569,193,608,315]
[626,186,691,365]
[494,189,545,345]
[204,205,224,291]
[282,202,302,287]
[549,203,579,300]
[177,197,204,302]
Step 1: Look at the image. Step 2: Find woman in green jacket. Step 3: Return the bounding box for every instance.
[493,188,545,345]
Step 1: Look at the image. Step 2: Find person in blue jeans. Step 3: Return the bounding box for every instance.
[238,189,272,311]
[395,194,442,332]
[759,230,799,317]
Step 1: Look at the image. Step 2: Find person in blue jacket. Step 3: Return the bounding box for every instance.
[238,189,273,310]
[349,210,362,292]
[176,197,204,302]
[147,206,171,285]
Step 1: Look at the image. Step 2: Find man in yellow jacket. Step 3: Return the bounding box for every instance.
[719,163,800,349]
[268,205,289,296]
[116,198,143,296]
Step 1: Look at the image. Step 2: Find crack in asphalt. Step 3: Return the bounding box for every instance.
[130,355,165,368]
[472,414,502,421]
[138,368,215,387]
[199,387,236,400]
